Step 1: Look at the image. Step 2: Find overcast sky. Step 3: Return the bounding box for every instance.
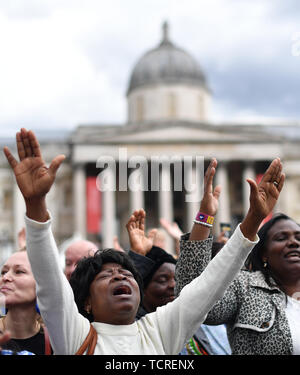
[0,0,300,138]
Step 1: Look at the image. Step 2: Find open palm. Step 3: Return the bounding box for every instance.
[126,209,156,256]
[247,157,284,219]
[3,129,65,200]
[199,158,221,216]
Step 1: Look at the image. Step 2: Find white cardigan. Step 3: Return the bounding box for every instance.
[25,215,258,355]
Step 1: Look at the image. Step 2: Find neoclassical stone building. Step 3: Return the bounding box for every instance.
[1,22,300,261]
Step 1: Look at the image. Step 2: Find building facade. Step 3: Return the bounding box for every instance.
[1,22,300,262]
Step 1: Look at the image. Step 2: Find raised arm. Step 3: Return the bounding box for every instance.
[157,158,285,353]
[3,129,89,354]
[175,158,220,295]
[189,158,221,240]
[3,128,65,221]
[239,157,284,240]
[190,156,284,242]
[175,157,285,320]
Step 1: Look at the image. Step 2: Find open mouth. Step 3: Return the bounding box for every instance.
[112,284,132,296]
[165,294,175,301]
[285,250,300,260]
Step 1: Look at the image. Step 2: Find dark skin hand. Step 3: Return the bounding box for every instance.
[126,209,157,256]
[3,128,65,222]
[189,157,285,242]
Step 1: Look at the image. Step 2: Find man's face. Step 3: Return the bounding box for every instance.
[85,262,140,325]
[64,241,97,281]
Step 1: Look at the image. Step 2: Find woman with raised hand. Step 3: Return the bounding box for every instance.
[174,159,300,355]
[3,128,283,355]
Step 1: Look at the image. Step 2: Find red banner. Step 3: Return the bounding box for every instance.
[86,177,101,234]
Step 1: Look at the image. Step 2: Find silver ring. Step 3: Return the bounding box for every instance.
[273,181,279,187]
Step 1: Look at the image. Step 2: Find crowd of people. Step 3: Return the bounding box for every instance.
[0,127,299,356]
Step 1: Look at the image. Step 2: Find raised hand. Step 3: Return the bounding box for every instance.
[189,158,221,241]
[159,218,182,258]
[126,209,156,256]
[240,157,285,240]
[3,128,65,221]
[246,157,284,220]
[159,218,183,241]
[4,128,65,200]
[199,158,221,216]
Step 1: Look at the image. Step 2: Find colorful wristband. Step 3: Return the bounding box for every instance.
[195,212,214,226]
[193,220,213,228]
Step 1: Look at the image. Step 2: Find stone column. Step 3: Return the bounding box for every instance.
[185,164,203,232]
[13,182,26,248]
[73,164,86,238]
[243,162,256,216]
[129,170,145,214]
[101,166,116,248]
[215,162,231,231]
[158,166,174,255]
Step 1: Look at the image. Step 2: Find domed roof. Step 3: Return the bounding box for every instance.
[127,22,208,95]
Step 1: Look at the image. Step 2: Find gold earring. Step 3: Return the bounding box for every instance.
[263,260,268,268]
[86,306,91,314]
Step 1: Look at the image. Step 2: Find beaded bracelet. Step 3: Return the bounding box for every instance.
[193,220,213,228]
[193,212,214,228]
